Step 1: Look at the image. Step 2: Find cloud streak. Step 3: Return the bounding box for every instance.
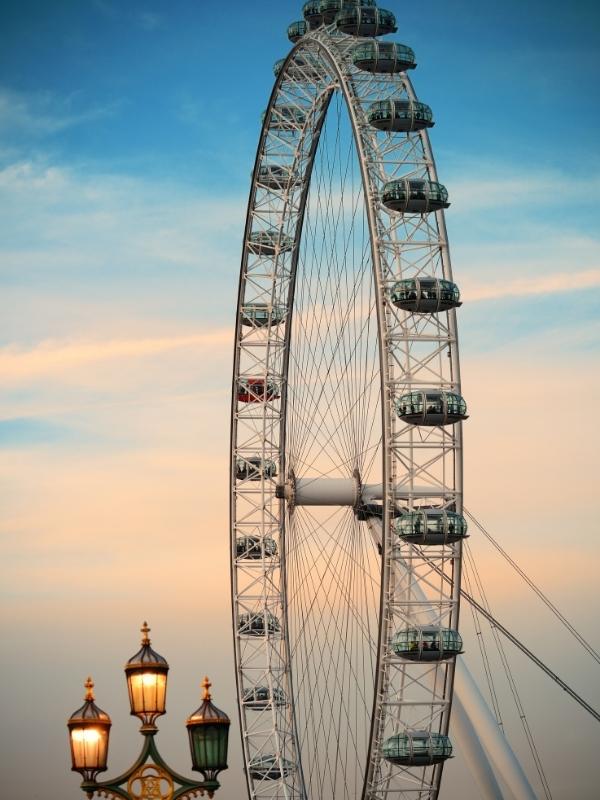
[447,165,600,214]
[137,12,163,31]
[462,268,600,302]
[0,330,232,383]
[0,88,119,139]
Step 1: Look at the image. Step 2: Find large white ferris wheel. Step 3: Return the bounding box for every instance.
[229,3,596,799]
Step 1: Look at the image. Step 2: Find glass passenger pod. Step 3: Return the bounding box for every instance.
[273,58,285,77]
[336,7,397,37]
[235,536,278,560]
[256,164,297,190]
[395,390,467,426]
[287,20,308,42]
[249,756,295,780]
[237,612,281,637]
[382,179,450,213]
[390,277,461,313]
[368,99,434,133]
[237,377,281,404]
[320,0,377,25]
[353,41,416,73]
[355,502,402,521]
[383,731,453,766]
[248,230,294,256]
[303,0,324,29]
[264,105,306,132]
[392,626,463,661]
[236,456,278,481]
[243,686,286,710]
[240,303,286,328]
[394,510,468,545]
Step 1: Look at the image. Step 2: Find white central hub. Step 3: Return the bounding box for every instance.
[276,472,457,508]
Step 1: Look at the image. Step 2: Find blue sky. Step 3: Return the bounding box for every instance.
[1,2,599,799]
[2,0,599,184]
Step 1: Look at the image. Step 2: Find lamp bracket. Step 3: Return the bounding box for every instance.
[81,735,218,800]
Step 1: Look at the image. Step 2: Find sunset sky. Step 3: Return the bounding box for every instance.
[1,1,599,798]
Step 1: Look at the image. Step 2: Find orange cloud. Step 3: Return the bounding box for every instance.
[0,330,232,383]
[462,268,600,302]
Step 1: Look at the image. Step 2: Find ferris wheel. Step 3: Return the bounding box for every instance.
[231,3,471,798]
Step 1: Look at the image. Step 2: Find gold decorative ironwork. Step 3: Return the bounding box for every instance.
[127,764,174,800]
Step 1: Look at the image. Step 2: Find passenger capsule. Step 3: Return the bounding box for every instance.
[287,20,308,42]
[395,390,467,426]
[392,626,463,661]
[238,612,281,637]
[355,502,402,521]
[382,179,450,213]
[241,303,286,327]
[320,0,377,25]
[303,0,323,29]
[248,230,294,256]
[383,731,452,766]
[353,41,416,73]
[236,536,278,560]
[243,686,286,709]
[390,278,461,313]
[263,106,306,131]
[336,7,397,37]
[236,457,278,482]
[394,510,468,545]
[368,99,433,132]
[237,377,281,403]
[256,164,297,190]
[249,755,295,780]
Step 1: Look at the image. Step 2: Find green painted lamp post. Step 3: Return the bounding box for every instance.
[67,623,230,800]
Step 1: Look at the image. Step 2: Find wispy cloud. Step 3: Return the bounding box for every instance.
[447,164,600,214]
[0,418,75,447]
[91,0,117,18]
[0,158,245,296]
[0,88,119,139]
[92,1,164,31]
[137,11,163,31]
[0,330,231,383]
[462,268,600,302]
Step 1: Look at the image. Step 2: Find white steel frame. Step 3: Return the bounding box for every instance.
[231,21,465,800]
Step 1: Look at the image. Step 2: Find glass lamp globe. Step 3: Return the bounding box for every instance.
[67,677,112,783]
[124,622,169,732]
[187,677,230,786]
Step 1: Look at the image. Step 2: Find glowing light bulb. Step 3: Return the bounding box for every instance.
[72,728,101,744]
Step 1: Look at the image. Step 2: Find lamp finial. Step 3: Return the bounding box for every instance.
[84,676,95,701]
[141,621,151,645]
[202,676,212,701]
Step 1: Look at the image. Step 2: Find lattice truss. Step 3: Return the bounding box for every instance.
[231,22,463,800]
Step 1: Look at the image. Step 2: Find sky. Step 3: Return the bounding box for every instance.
[1,1,599,798]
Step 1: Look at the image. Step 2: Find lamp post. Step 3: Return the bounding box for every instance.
[67,623,230,800]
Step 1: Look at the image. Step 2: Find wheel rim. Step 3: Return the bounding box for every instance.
[232,21,464,800]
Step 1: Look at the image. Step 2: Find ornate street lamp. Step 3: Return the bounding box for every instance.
[67,623,229,799]
[68,678,112,792]
[125,622,169,732]
[187,677,230,791]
